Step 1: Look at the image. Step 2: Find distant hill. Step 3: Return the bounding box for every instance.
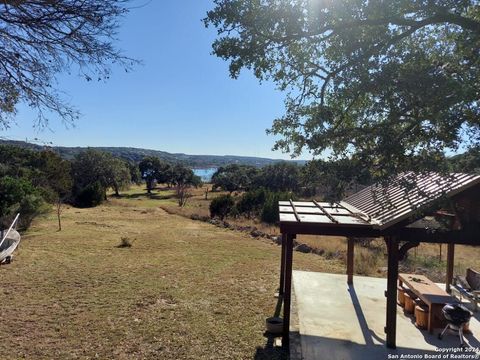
[0,139,306,168]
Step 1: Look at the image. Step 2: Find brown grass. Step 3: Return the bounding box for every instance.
[0,190,344,359]
[117,185,480,283]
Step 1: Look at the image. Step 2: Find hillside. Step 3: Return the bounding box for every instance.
[0,139,306,168]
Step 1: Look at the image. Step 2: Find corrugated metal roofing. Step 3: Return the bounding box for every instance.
[279,172,480,231]
[343,172,480,230]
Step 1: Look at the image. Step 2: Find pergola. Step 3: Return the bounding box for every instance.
[278,172,480,350]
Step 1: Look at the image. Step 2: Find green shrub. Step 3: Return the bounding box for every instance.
[210,194,235,220]
[0,176,46,229]
[261,191,294,224]
[236,188,266,217]
[261,192,278,224]
[74,181,105,208]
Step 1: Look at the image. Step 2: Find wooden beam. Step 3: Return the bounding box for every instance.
[347,237,354,285]
[280,223,382,238]
[279,233,287,296]
[385,236,399,349]
[282,234,294,350]
[446,243,455,293]
[289,200,301,222]
[279,222,480,246]
[313,200,339,224]
[398,241,420,261]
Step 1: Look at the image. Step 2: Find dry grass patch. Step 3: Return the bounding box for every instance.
[0,196,343,359]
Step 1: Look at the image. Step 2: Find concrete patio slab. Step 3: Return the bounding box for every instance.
[293,271,480,360]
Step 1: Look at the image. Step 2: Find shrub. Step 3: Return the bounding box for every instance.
[18,193,48,229]
[74,181,105,208]
[261,192,278,224]
[261,191,294,224]
[210,194,235,220]
[236,188,266,217]
[0,176,46,229]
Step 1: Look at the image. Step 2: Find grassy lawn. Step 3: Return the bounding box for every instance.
[115,185,480,282]
[0,192,343,359]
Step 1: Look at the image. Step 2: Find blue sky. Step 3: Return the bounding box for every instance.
[1,1,310,160]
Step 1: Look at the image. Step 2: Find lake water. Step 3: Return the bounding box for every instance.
[193,168,217,182]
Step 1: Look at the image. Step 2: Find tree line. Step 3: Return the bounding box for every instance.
[0,145,201,230]
[138,156,202,206]
[210,160,373,200]
[208,161,372,224]
[2,143,477,231]
[207,154,480,224]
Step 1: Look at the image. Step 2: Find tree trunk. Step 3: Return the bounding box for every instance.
[56,200,62,231]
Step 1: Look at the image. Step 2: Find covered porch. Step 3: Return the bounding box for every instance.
[292,271,480,360]
[278,172,480,351]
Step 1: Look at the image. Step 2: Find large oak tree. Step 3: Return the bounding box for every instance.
[205,0,480,179]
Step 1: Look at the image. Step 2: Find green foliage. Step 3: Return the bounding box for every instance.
[107,157,131,196]
[37,150,73,203]
[170,164,200,187]
[213,187,294,224]
[139,156,171,192]
[139,157,202,205]
[449,147,480,173]
[261,191,293,224]
[209,194,235,220]
[74,181,105,208]
[254,162,300,192]
[206,0,480,184]
[301,159,372,200]
[0,139,307,168]
[0,176,45,228]
[211,164,258,192]
[72,149,131,204]
[0,146,71,228]
[128,162,143,185]
[236,188,266,217]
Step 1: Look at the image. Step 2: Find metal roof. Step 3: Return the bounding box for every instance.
[279,172,480,232]
[344,172,480,230]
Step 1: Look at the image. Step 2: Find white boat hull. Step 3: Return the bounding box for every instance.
[0,229,21,263]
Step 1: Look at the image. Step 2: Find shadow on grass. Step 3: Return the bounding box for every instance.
[116,192,176,201]
[253,296,288,360]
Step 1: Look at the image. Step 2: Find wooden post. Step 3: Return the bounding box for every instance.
[279,233,287,296]
[385,236,399,349]
[282,234,294,350]
[446,243,455,293]
[347,237,354,285]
